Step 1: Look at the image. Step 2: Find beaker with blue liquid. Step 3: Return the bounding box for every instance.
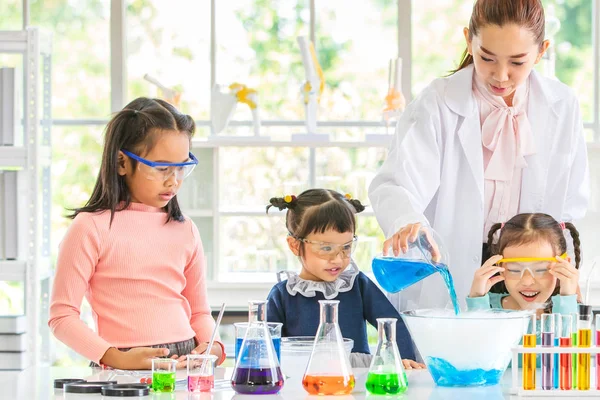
[234,322,282,362]
[372,226,459,314]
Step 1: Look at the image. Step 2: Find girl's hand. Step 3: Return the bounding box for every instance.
[191,341,224,365]
[469,255,504,298]
[168,353,188,369]
[549,256,579,296]
[402,359,426,370]
[383,223,441,261]
[101,346,171,370]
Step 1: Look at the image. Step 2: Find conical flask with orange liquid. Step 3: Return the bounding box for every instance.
[302,300,355,395]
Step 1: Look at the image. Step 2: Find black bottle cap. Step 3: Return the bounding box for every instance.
[101,383,150,397]
[63,381,117,393]
[53,378,86,389]
[579,304,592,316]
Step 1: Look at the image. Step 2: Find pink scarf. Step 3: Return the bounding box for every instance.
[473,74,536,181]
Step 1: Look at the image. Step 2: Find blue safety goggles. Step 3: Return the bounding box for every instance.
[121,149,198,181]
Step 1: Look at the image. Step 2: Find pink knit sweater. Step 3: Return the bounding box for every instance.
[48,202,216,363]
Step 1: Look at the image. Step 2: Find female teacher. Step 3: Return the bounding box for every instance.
[369,0,590,312]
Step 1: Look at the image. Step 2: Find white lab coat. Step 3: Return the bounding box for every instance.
[368,64,590,312]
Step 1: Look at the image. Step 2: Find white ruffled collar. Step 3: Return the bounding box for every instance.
[279,261,360,300]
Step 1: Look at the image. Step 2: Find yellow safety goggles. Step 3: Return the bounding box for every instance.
[496,253,568,264]
[496,253,567,280]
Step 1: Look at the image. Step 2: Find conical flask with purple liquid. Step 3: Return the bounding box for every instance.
[231,300,284,394]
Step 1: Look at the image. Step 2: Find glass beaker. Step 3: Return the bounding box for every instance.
[152,358,177,393]
[234,322,282,361]
[302,300,355,395]
[187,354,217,392]
[372,225,449,293]
[231,300,284,395]
[371,226,457,314]
[366,318,408,395]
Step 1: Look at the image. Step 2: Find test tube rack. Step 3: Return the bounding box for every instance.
[510,345,600,397]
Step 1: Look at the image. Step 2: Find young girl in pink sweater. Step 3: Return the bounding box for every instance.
[49,98,224,369]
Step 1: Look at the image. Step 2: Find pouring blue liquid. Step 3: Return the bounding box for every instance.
[372,257,460,315]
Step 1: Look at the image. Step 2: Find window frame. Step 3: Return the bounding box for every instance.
[50,0,600,307]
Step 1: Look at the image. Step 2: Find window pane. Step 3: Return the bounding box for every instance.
[219,215,295,282]
[178,148,215,211]
[0,281,24,315]
[216,0,309,121]
[52,125,104,248]
[543,0,594,122]
[1,1,22,30]
[315,0,397,120]
[219,147,310,211]
[354,216,386,273]
[585,128,595,142]
[411,0,472,95]
[31,1,111,118]
[127,0,210,122]
[315,147,388,205]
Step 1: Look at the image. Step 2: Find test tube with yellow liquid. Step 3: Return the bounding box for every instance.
[577,305,592,390]
[522,314,536,390]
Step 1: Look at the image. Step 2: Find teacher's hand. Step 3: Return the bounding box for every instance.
[383,223,441,262]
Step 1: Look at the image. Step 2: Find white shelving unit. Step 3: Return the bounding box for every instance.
[0,28,52,365]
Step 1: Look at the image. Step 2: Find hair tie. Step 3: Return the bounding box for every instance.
[559,221,566,230]
[500,223,505,230]
[284,194,296,204]
[344,193,352,200]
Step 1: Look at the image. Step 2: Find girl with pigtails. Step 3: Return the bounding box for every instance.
[468,213,581,315]
[265,189,423,369]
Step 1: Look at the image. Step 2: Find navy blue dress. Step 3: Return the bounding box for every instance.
[266,271,415,360]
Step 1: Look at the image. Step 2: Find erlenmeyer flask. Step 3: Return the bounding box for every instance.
[231,300,284,394]
[366,318,408,395]
[302,300,355,395]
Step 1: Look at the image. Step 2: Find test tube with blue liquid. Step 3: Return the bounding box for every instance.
[541,313,554,390]
[552,313,560,389]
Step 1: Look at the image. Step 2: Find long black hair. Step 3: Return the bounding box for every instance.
[68,97,196,223]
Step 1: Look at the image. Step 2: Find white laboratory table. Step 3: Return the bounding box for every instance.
[0,366,538,400]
